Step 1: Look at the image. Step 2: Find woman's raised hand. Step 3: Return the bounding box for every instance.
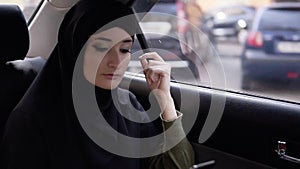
[139,52,177,121]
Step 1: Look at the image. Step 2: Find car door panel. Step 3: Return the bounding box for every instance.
[192,143,276,169]
[120,73,300,169]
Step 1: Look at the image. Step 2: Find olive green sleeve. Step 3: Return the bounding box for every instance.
[148,112,195,169]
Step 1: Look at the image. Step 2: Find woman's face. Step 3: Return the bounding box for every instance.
[83,27,133,89]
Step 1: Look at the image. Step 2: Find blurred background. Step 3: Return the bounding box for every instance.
[130,0,300,103]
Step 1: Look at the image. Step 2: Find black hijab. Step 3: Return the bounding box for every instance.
[2,1,160,169]
[57,0,137,79]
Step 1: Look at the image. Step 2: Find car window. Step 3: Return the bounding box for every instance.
[0,0,42,21]
[259,9,300,31]
[128,0,300,104]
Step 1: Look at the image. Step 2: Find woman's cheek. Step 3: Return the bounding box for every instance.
[83,51,105,84]
[121,55,131,70]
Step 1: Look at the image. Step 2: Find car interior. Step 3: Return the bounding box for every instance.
[1,0,300,169]
[0,4,46,143]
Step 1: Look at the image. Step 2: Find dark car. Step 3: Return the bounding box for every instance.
[201,4,255,43]
[241,2,300,90]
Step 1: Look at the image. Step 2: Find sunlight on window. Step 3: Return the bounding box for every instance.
[0,0,41,21]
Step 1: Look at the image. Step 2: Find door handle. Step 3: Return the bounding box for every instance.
[189,160,215,169]
[275,141,300,164]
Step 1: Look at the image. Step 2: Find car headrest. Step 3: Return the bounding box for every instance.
[0,5,29,64]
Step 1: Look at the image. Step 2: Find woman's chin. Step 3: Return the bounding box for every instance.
[95,79,121,90]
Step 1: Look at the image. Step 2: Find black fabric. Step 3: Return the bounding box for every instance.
[78,83,158,169]
[57,0,138,80]
[0,57,46,142]
[0,1,160,169]
[0,5,29,63]
[0,4,43,150]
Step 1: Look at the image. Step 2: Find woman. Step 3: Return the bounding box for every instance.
[1,0,194,168]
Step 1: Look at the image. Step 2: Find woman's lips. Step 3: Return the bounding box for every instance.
[102,73,121,80]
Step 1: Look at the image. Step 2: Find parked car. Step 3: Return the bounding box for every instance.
[0,0,300,169]
[241,2,300,90]
[200,4,255,43]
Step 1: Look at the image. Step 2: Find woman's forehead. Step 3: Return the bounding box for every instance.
[89,27,132,43]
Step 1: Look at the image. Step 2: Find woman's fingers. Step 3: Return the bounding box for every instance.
[139,52,164,64]
[145,65,170,79]
[140,52,171,92]
[146,68,162,85]
[139,52,171,90]
[142,60,171,83]
[139,52,170,74]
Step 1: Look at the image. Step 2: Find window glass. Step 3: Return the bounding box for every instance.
[0,0,42,21]
[259,9,300,30]
[129,0,300,103]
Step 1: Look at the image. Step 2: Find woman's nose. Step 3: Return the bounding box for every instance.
[107,48,122,68]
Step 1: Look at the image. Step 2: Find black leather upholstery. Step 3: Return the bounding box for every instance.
[0,5,29,63]
[0,5,45,142]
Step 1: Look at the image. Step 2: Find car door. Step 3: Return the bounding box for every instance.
[122,1,300,169]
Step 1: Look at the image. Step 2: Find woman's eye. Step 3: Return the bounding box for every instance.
[120,49,131,54]
[93,45,108,52]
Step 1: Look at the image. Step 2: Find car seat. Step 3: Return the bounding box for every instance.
[0,5,46,142]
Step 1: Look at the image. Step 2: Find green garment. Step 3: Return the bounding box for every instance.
[149,114,195,169]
